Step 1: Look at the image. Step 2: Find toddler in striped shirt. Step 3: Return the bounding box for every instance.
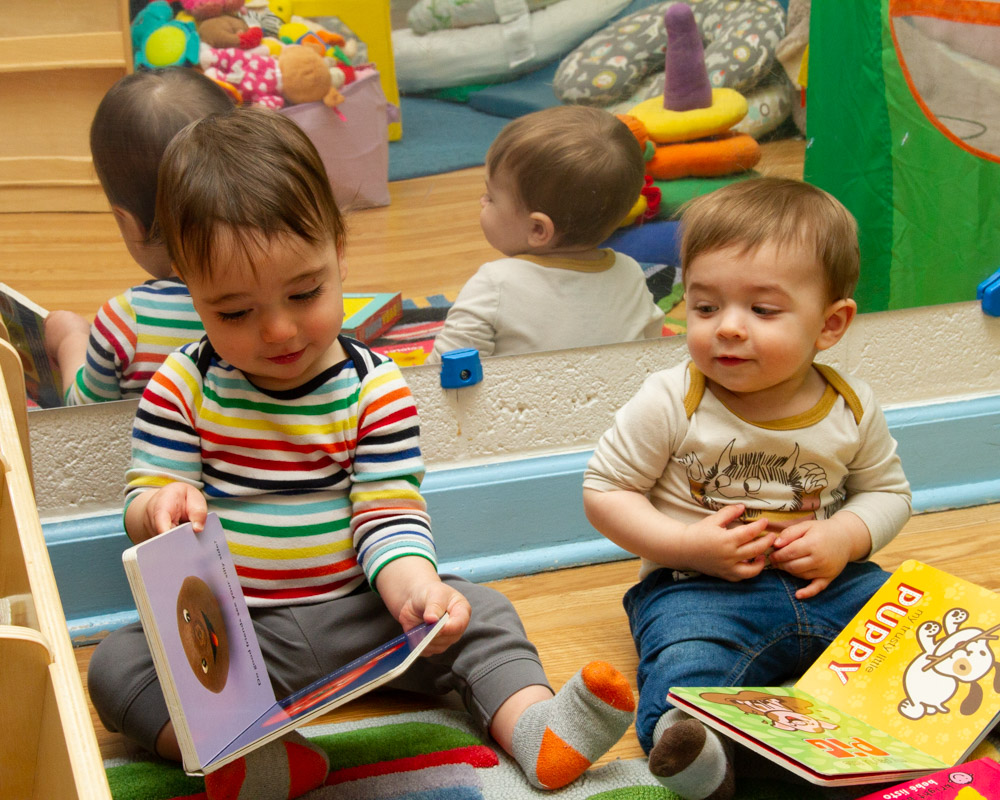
[44,68,234,404]
[87,107,636,800]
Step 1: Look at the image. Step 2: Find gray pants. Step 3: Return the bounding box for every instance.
[88,574,549,754]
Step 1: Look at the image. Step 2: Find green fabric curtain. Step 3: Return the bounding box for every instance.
[804,0,1000,312]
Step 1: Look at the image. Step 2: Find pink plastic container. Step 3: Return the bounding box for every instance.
[280,68,395,211]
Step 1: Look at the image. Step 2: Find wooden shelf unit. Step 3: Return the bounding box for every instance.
[0,0,131,213]
[0,336,111,798]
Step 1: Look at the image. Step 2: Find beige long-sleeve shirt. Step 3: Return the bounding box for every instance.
[585,360,912,580]
[428,250,664,362]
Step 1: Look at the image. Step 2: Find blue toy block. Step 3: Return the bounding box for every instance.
[439,349,483,389]
[977,268,1000,317]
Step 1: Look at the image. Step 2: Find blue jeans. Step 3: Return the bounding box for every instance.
[624,561,890,753]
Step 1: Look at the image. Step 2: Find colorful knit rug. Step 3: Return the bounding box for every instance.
[104,709,670,800]
[102,707,919,800]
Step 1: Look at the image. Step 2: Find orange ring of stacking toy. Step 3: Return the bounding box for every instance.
[646,132,761,180]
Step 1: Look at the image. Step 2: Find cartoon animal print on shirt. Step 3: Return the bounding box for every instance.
[680,439,846,529]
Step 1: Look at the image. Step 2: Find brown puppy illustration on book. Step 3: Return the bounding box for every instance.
[698,690,839,733]
[176,575,230,693]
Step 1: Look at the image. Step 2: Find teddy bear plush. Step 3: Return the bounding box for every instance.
[197,13,262,50]
[279,44,343,107]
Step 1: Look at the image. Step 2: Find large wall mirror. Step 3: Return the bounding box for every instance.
[0,0,807,412]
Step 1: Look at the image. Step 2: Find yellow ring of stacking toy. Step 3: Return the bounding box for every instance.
[629,88,748,144]
[620,194,649,227]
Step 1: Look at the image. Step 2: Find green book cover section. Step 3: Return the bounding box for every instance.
[669,685,945,777]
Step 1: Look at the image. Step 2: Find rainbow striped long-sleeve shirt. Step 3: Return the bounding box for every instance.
[124,336,435,607]
[65,279,205,405]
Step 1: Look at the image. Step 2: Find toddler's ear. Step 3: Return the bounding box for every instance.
[111,205,175,279]
[527,212,556,249]
[111,205,147,244]
[816,298,857,351]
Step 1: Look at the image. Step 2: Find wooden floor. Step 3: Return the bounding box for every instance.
[76,502,1000,768]
[0,138,807,320]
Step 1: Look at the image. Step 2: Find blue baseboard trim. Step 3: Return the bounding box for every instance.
[49,393,1000,644]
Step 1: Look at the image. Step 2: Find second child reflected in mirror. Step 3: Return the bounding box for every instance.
[426,106,665,363]
[44,68,234,405]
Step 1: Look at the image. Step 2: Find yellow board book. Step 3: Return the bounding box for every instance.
[669,561,1000,786]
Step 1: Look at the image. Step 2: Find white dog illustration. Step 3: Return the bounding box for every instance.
[898,608,1000,720]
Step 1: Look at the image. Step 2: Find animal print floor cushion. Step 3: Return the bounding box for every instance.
[554,0,785,107]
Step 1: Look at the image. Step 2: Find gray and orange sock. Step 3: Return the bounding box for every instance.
[511,661,636,790]
[648,709,734,800]
[203,730,329,800]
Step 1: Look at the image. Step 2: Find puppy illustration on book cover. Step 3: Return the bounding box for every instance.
[668,563,1000,786]
[898,608,1000,721]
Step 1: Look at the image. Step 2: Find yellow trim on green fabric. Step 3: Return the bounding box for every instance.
[516,249,616,273]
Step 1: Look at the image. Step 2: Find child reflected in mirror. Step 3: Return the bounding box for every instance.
[44,68,234,404]
[427,105,664,362]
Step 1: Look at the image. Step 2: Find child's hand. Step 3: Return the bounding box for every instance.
[375,557,472,656]
[769,513,871,599]
[679,504,774,582]
[126,483,208,543]
[43,310,91,394]
[396,580,472,657]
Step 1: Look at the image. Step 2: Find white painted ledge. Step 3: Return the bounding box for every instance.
[28,300,1000,521]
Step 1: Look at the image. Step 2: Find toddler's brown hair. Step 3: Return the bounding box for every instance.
[156,106,347,281]
[680,177,861,302]
[90,68,235,241]
[486,105,645,249]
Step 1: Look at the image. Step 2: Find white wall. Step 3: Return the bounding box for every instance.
[29,301,1000,521]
